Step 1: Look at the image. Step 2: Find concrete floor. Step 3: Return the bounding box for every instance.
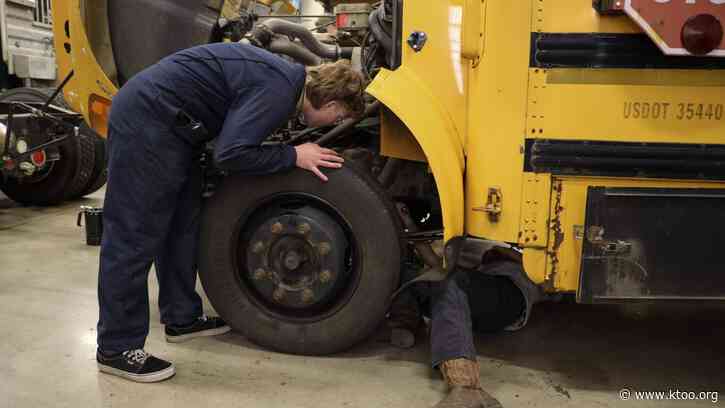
[1,189,724,408]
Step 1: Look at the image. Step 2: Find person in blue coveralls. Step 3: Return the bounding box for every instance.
[95,42,366,383]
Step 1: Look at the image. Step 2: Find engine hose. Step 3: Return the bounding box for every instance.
[268,37,322,66]
[317,101,381,147]
[261,19,341,60]
[374,6,393,37]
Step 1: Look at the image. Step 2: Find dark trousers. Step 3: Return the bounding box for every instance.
[430,273,477,367]
[429,264,525,367]
[97,78,203,354]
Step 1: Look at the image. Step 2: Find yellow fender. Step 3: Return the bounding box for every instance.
[367,67,465,241]
[52,0,118,136]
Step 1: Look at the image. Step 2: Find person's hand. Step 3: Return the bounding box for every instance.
[294,143,344,182]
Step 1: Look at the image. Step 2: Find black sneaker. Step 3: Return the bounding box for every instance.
[165,315,231,343]
[97,349,175,383]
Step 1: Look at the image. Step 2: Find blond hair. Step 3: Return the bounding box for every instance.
[306,60,366,118]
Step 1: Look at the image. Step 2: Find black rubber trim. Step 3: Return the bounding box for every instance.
[526,139,725,180]
[391,0,403,69]
[530,33,725,69]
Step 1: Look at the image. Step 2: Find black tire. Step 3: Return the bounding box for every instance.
[199,166,402,355]
[0,88,95,205]
[73,131,107,198]
[64,127,96,201]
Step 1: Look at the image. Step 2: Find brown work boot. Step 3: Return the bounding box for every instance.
[434,359,503,408]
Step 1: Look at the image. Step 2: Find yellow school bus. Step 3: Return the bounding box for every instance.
[53,0,725,355]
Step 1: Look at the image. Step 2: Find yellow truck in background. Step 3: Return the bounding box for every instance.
[52,0,725,355]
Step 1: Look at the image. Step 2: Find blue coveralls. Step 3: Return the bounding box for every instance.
[98,43,306,354]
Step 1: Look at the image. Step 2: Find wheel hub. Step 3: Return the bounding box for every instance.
[283,249,303,271]
[242,205,350,312]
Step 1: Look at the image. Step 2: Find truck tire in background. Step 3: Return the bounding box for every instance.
[35,88,108,200]
[76,132,108,198]
[199,166,402,355]
[0,88,106,205]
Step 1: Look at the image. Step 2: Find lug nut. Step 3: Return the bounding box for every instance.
[297,223,311,235]
[318,242,331,256]
[320,269,333,283]
[252,241,265,254]
[301,289,314,304]
[273,287,285,301]
[253,268,266,281]
[271,222,283,234]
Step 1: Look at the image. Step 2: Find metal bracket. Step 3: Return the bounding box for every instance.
[474,187,503,222]
[402,229,444,242]
[1,98,82,170]
[600,240,632,255]
[586,225,632,255]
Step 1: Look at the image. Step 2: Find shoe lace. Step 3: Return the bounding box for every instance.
[123,349,149,365]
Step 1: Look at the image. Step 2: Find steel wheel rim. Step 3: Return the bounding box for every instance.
[233,193,362,323]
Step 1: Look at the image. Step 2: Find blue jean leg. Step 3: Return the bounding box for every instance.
[430,272,477,368]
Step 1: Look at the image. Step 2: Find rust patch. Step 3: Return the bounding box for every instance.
[545,180,565,290]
